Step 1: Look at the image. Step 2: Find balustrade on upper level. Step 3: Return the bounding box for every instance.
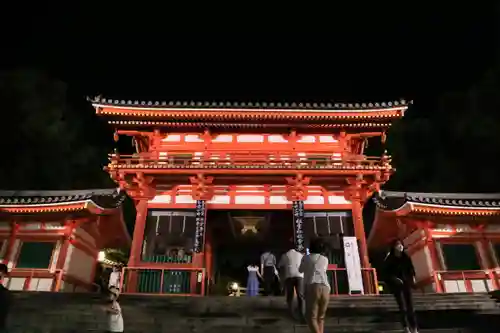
[108,150,392,171]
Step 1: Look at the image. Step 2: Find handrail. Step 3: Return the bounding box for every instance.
[108,152,391,169]
[7,268,64,292]
[432,269,500,293]
[327,267,379,295]
[120,266,206,296]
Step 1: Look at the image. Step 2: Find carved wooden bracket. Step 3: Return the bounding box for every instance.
[115,172,156,200]
[381,131,387,144]
[190,173,215,200]
[471,223,486,232]
[344,176,368,202]
[285,174,311,201]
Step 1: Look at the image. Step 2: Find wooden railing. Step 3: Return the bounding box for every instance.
[108,151,391,170]
[4,268,63,291]
[120,266,206,296]
[327,267,379,295]
[432,269,500,293]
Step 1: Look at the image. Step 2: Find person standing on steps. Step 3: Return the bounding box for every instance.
[260,250,277,296]
[383,239,419,333]
[299,238,330,333]
[278,240,305,320]
[108,265,122,289]
[103,286,124,333]
[0,264,11,333]
[246,262,262,296]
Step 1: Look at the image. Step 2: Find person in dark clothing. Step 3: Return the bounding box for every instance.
[0,263,11,333]
[383,239,418,333]
[260,250,277,296]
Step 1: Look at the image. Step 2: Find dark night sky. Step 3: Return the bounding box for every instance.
[3,4,497,112]
[0,5,498,227]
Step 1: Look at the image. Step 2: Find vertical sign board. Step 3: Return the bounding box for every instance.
[193,200,207,253]
[292,201,305,252]
[343,236,364,294]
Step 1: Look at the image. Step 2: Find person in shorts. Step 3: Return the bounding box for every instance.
[299,239,330,333]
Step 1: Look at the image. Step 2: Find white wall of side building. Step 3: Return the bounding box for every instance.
[62,244,95,291]
[403,229,433,281]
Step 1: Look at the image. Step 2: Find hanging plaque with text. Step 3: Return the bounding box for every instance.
[193,200,206,253]
[292,200,305,252]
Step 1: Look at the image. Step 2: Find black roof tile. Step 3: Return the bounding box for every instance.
[0,188,126,209]
[89,97,412,111]
[374,191,500,211]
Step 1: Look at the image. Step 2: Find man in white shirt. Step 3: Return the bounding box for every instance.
[278,243,305,319]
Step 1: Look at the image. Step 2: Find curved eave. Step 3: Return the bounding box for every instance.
[379,202,500,217]
[0,200,117,215]
[106,164,394,175]
[107,120,395,129]
[94,104,406,121]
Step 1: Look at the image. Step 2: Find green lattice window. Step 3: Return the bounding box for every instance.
[16,242,55,269]
[441,243,480,271]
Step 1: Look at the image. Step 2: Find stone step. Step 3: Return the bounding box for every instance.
[3,321,483,333]
[7,292,500,332]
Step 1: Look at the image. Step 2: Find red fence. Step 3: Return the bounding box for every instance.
[120,267,206,296]
[108,152,390,170]
[5,269,63,291]
[432,269,500,293]
[327,267,379,295]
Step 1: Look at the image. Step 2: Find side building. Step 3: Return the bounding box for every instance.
[0,188,130,292]
[368,191,500,293]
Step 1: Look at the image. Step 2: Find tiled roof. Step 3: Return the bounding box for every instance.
[374,191,500,210]
[0,188,126,209]
[89,96,412,111]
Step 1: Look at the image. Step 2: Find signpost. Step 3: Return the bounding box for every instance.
[292,201,305,252]
[343,236,364,294]
[194,200,206,253]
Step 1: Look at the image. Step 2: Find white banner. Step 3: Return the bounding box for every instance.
[343,236,364,294]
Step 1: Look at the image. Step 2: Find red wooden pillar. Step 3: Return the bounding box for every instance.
[204,228,213,294]
[3,222,19,266]
[128,200,148,266]
[56,221,75,269]
[53,220,75,291]
[425,227,443,292]
[351,198,370,269]
[478,235,500,290]
[351,198,373,293]
[127,200,148,292]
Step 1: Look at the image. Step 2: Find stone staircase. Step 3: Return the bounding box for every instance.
[7,292,500,332]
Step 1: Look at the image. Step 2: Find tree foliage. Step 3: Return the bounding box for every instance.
[2,65,500,199]
[385,62,500,193]
[103,248,130,265]
[0,69,114,190]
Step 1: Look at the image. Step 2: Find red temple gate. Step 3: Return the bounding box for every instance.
[92,98,408,295]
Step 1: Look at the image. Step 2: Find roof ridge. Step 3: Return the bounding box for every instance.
[0,188,120,197]
[89,96,412,110]
[381,190,500,199]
